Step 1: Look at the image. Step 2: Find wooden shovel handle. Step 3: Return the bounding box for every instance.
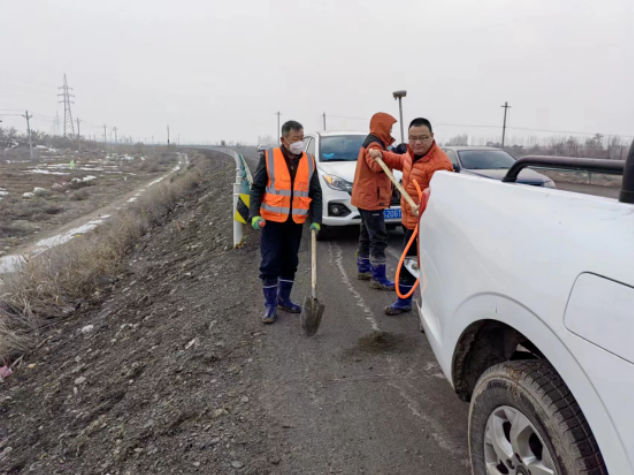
[374,155,419,211]
[311,228,317,300]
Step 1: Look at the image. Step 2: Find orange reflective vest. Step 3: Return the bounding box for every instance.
[260,147,315,224]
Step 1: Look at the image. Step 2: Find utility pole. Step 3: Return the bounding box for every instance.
[152,135,155,153]
[103,124,107,147]
[392,90,407,144]
[112,127,118,145]
[76,118,82,152]
[167,125,170,151]
[501,101,511,148]
[22,110,33,159]
[323,112,326,131]
[276,112,281,144]
[58,74,75,137]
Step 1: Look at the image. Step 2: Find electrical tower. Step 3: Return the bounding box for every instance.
[58,74,75,137]
[51,112,61,136]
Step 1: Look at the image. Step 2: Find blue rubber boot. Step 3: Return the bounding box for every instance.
[370,264,395,290]
[357,257,372,281]
[262,284,278,324]
[385,283,414,315]
[277,279,302,313]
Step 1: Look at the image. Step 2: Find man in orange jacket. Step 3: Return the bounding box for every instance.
[249,120,323,324]
[351,112,398,290]
[368,117,453,315]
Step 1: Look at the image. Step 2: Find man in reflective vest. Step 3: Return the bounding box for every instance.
[249,120,323,324]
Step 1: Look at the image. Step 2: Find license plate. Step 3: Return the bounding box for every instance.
[383,208,402,220]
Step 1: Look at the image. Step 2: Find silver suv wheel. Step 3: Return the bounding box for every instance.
[484,405,555,475]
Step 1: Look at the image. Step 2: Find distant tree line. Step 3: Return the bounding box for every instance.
[441,133,632,160]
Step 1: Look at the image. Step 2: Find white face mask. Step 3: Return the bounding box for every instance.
[288,140,305,155]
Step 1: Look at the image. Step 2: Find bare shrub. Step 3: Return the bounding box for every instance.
[141,160,160,173]
[0,198,54,223]
[70,189,89,201]
[0,225,31,239]
[44,205,64,215]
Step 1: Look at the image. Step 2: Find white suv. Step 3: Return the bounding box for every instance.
[303,131,402,239]
[414,153,634,474]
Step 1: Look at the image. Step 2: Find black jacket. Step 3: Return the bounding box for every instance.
[249,148,323,225]
[391,143,408,154]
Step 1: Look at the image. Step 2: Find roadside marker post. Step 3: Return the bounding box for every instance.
[222,149,253,248]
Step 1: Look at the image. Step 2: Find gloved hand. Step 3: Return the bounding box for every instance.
[252,216,266,229]
[368,149,383,161]
[310,223,321,232]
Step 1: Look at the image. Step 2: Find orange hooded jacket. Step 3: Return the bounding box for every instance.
[380,142,453,229]
[350,113,396,211]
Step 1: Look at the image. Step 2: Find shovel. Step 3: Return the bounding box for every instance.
[373,155,419,212]
[300,228,325,336]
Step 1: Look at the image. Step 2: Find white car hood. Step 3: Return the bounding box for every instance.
[318,161,403,182]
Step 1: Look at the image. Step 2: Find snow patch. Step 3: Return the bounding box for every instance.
[28,169,70,176]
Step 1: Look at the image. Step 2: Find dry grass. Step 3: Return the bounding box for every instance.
[70,189,90,201]
[0,154,209,364]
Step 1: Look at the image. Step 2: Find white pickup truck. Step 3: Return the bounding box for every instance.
[416,149,634,475]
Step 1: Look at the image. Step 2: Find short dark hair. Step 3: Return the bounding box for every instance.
[409,118,433,133]
[282,120,303,137]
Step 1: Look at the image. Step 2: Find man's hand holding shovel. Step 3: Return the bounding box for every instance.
[368,149,420,217]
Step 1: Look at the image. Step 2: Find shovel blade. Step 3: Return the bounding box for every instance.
[300,296,325,337]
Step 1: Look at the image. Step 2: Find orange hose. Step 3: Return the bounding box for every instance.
[395,181,423,299]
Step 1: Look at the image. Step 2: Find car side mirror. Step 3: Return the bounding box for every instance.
[453,164,461,172]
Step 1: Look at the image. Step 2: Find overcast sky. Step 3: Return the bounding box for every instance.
[1,0,633,145]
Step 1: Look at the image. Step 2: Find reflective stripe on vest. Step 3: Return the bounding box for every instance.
[261,147,314,223]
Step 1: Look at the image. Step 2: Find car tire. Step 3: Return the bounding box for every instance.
[469,360,607,475]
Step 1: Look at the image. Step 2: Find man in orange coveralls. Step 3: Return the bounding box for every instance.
[350,112,398,290]
[368,117,453,315]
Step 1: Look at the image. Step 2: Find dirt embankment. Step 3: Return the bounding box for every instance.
[0,150,276,474]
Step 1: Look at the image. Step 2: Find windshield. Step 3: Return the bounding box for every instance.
[458,150,517,169]
[319,135,365,162]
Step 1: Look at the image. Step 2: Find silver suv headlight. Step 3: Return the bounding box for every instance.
[544,180,556,189]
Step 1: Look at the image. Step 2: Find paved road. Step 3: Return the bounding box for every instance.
[556,181,620,199]
[236,147,471,473]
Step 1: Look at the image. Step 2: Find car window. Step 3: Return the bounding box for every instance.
[445,150,459,166]
[319,135,365,162]
[305,137,315,156]
[458,150,517,170]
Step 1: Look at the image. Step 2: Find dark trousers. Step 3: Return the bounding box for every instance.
[358,208,388,266]
[398,228,418,285]
[259,219,304,285]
